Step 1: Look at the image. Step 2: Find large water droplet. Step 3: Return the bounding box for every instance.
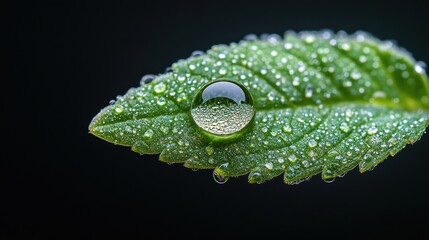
[191,79,255,137]
[213,172,229,184]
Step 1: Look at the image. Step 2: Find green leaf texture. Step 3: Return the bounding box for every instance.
[89,31,429,184]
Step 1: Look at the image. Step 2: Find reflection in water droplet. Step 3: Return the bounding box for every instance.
[213,172,229,184]
[191,79,255,137]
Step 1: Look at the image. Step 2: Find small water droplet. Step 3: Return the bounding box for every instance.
[213,172,229,184]
[343,81,352,87]
[244,34,258,41]
[284,42,293,50]
[305,85,313,98]
[323,177,336,183]
[302,160,310,167]
[415,61,426,74]
[143,129,154,138]
[114,105,124,113]
[154,82,167,93]
[308,139,317,148]
[367,126,378,135]
[283,124,292,133]
[191,50,205,57]
[160,126,169,134]
[164,67,173,73]
[288,154,297,163]
[261,127,268,133]
[340,122,350,133]
[178,75,186,82]
[265,162,273,170]
[219,68,227,75]
[340,43,350,51]
[205,146,214,155]
[109,100,116,105]
[305,35,315,43]
[401,71,410,78]
[176,93,187,103]
[328,150,339,158]
[351,71,361,80]
[278,157,284,163]
[141,74,156,85]
[157,97,166,106]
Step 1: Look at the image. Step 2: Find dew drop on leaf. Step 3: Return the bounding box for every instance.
[205,146,214,156]
[288,154,297,163]
[367,126,378,135]
[308,139,317,148]
[323,177,336,183]
[213,172,229,184]
[154,82,167,93]
[282,124,292,133]
[143,129,154,138]
[265,162,273,170]
[157,97,166,106]
[340,122,350,133]
[305,84,313,98]
[140,74,156,85]
[191,79,255,137]
[114,105,124,113]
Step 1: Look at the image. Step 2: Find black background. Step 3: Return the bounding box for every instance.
[6,0,429,238]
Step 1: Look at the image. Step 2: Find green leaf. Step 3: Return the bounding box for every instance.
[89,31,429,184]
